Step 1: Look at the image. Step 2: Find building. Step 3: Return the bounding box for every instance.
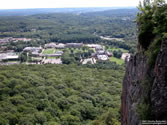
[66,43,83,48]
[42,59,62,64]
[0,53,8,61]
[97,55,109,61]
[44,43,65,49]
[81,58,96,64]
[95,46,104,51]
[96,50,105,55]
[23,47,42,53]
[0,37,32,44]
[106,51,113,57]
[91,53,97,57]
[55,43,65,49]
[0,38,11,44]
[44,43,57,48]
[31,51,40,56]
[0,53,19,61]
[12,38,32,42]
[86,44,102,48]
[121,53,131,62]
[55,51,63,55]
[6,55,19,61]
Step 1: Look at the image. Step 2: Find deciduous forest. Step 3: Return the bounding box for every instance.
[0,64,124,125]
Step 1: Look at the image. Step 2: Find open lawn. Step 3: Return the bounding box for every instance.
[42,48,56,54]
[105,46,129,53]
[111,47,129,53]
[109,57,124,65]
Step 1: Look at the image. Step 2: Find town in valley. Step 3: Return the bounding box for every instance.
[0,37,130,65]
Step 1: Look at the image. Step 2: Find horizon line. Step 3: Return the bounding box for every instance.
[0,6,137,10]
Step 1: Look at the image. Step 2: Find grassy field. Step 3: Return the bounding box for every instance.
[42,48,56,54]
[105,46,129,53]
[109,57,124,65]
[111,47,129,53]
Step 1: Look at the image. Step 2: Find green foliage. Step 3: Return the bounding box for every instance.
[0,9,137,50]
[137,0,155,49]
[89,108,120,125]
[137,0,167,68]
[0,64,124,124]
[19,52,27,62]
[62,53,76,64]
[85,61,124,70]
[145,36,161,67]
[113,50,122,59]
[137,0,167,50]
[109,57,124,65]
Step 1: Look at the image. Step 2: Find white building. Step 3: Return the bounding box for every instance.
[43,59,62,64]
[0,53,19,61]
[81,58,96,64]
[23,47,42,53]
[86,44,102,48]
[121,53,131,62]
[44,43,57,48]
[55,43,65,49]
[97,55,109,61]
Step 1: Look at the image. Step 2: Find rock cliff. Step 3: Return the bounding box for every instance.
[121,39,167,125]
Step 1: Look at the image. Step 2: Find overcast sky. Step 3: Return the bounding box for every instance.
[0,0,141,9]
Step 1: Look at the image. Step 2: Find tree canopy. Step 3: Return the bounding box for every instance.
[0,64,124,125]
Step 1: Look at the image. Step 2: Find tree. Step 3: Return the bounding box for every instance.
[136,0,166,50]
[62,54,76,64]
[19,52,27,62]
[113,50,122,58]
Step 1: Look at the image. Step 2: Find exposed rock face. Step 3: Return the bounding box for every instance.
[121,53,147,125]
[121,39,167,125]
[151,39,167,119]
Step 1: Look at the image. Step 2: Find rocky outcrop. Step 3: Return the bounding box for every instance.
[121,53,147,125]
[121,39,167,125]
[151,39,167,119]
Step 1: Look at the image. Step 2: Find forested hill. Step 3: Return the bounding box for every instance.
[0,7,136,16]
[0,8,137,48]
[81,8,138,18]
[0,64,124,125]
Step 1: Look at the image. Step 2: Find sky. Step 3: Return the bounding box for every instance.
[0,0,141,9]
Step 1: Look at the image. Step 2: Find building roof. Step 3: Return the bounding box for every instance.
[23,47,42,52]
[121,53,131,61]
[55,43,65,48]
[6,55,19,60]
[44,43,57,48]
[82,58,96,64]
[106,51,113,56]
[43,59,62,64]
[95,46,103,50]
[66,43,83,47]
[86,44,102,48]
[97,55,109,61]
[96,50,105,55]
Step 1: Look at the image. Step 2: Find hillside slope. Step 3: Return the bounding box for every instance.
[0,64,124,125]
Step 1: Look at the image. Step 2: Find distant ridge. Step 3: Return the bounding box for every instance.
[0,7,136,16]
